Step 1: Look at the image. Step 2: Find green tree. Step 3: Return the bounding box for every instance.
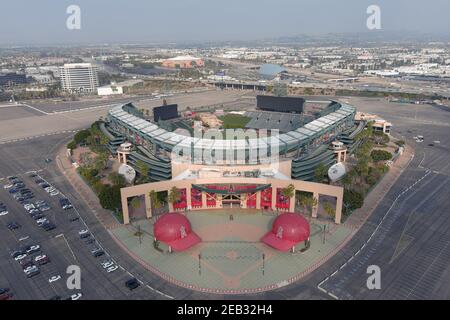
[99,185,122,211]
[323,202,335,221]
[136,160,149,182]
[282,184,295,199]
[356,158,369,183]
[109,172,126,187]
[298,192,318,216]
[314,163,328,183]
[130,197,141,209]
[74,129,91,144]
[341,172,353,188]
[168,187,181,205]
[149,190,162,211]
[93,152,109,171]
[343,189,364,212]
[67,140,77,150]
[370,150,392,162]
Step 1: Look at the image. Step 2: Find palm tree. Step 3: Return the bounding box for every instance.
[136,160,149,183]
[323,202,335,222]
[130,197,141,210]
[168,187,181,205]
[149,190,162,211]
[314,163,327,183]
[282,184,295,199]
[342,172,353,189]
[298,193,318,217]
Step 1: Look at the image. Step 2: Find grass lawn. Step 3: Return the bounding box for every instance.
[219,114,251,129]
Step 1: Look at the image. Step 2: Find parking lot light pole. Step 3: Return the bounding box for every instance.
[55,233,77,261]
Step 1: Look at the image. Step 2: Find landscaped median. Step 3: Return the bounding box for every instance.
[67,122,125,223]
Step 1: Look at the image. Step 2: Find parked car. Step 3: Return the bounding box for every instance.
[26,245,40,255]
[101,261,114,269]
[70,293,82,300]
[26,269,40,278]
[11,250,25,258]
[34,255,50,265]
[0,288,10,295]
[6,222,21,230]
[23,265,38,274]
[125,278,140,290]
[91,248,104,258]
[42,222,56,231]
[20,259,34,269]
[14,254,27,261]
[48,275,61,283]
[60,198,73,210]
[0,293,12,300]
[106,265,118,273]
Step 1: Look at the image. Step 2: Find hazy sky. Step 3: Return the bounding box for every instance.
[1,0,449,45]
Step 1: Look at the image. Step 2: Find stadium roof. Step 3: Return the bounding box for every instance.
[108,101,356,157]
[258,64,287,76]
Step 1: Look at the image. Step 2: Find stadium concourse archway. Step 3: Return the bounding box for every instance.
[120,176,344,225]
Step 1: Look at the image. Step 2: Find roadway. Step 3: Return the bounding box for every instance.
[273,98,450,300]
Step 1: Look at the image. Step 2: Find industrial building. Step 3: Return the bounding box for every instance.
[161,56,204,69]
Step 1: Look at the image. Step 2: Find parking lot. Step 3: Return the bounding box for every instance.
[0,169,157,299]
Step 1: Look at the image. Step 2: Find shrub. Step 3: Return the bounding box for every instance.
[74,129,91,144]
[371,150,392,162]
[109,172,126,187]
[395,140,405,147]
[92,180,106,194]
[99,185,122,211]
[67,140,77,150]
[344,190,364,211]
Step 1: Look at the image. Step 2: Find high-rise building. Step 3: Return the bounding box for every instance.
[59,63,99,94]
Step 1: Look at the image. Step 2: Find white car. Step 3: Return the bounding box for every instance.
[0,210,8,216]
[50,191,60,196]
[48,275,61,283]
[45,187,56,193]
[106,265,118,273]
[78,229,89,236]
[34,254,48,262]
[15,254,27,261]
[4,184,13,189]
[36,218,48,224]
[26,245,40,254]
[24,265,38,274]
[70,293,82,300]
[102,261,114,269]
[24,203,35,210]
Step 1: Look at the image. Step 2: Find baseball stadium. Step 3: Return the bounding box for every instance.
[98,95,366,293]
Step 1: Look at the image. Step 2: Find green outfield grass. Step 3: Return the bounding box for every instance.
[219,114,251,129]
